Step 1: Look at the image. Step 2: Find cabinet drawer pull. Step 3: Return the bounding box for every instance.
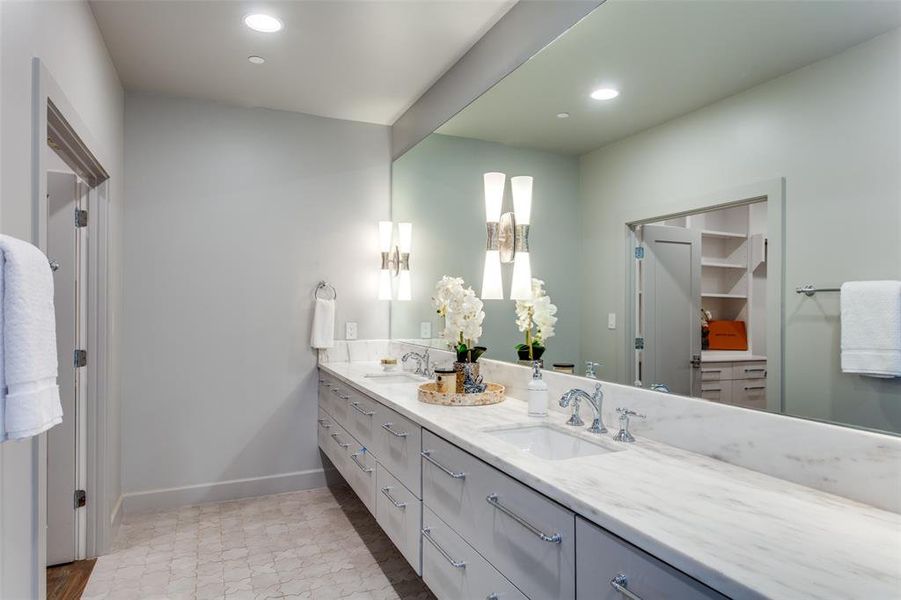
[350,451,373,473]
[330,389,349,400]
[610,573,642,600]
[382,422,409,438]
[421,450,466,479]
[317,419,331,428]
[485,493,561,544]
[702,387,722,392]
[744,367,766,373]
[422,528,465,569]
[701,368,723,373]
[319,379,330,387]
[330,433,350,448]
[351,402,375,416]
[380,486,407,509]
[744,385,766,391]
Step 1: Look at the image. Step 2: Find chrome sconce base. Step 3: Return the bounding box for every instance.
[381,247,410,276]
[487,213,529,264]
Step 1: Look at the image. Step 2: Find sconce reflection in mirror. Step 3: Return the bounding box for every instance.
[481,172,532,300]
[378,221,412,301]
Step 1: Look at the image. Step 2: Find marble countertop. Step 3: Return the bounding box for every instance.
[701,351,767,362]
[320,361,900,600]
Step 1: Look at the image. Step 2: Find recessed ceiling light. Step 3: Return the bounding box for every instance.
[556,112,570,119]
[590,87,620,101]
[248,55,265,64]
[244,14,282,33]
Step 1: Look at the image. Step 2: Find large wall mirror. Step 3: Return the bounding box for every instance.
[390,0,901,435]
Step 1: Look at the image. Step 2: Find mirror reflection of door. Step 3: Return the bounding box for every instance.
[634,199,769,407]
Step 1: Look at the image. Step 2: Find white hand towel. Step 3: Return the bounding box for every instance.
[841,280,901,378]
[310,298,336,349]
[0,235,63,441]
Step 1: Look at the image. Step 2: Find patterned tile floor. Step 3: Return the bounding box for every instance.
[82,485,435,600]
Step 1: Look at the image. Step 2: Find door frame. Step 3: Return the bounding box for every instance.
[623,179,785,412]
[32,58,114,590]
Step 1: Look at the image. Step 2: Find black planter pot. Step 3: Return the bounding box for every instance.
[516,345,545,361]
[457,346,487,363]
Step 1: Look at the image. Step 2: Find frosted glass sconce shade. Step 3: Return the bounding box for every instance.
[510,252,532,300]
[511,176,533,225]
[481,250,504,300]
[483,172,506,222]
[397,270,412,301]
[377,221,412,300]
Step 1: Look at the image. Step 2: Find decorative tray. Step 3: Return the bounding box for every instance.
[417,382,505,406]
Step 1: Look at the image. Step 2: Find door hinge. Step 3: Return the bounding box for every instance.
[634,246,645,259]
[74,349,87,368]
[75,208,88,228]
[634,337,645,350]
[74,489,86,509]
[691,354,702,368]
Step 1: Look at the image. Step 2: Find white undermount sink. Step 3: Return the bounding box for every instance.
[487,424,621,461]
[364,372,424,384]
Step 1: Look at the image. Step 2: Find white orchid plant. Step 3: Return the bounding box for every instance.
[514,278,558,360]
[432,276,486,362]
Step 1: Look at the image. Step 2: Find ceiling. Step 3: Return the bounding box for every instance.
[437,0,901,155]
[90,0,515,125]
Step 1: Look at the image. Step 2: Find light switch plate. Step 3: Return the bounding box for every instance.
[345,321,358,340]
[607,313,616,330]
[420,322,432,339]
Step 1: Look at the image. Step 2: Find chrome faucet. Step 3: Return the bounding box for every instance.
[559,383,607,434]
[612,407,646,442]
[649,383,671,393]
[402,349,433,378]
[584,361,599,379]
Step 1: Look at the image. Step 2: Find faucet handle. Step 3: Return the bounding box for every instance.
[613,407,645,443]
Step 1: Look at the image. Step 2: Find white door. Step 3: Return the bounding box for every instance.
[640,225,702,396]
[46,171,84,565]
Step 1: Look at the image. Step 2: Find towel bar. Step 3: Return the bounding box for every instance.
[796,284,841,297]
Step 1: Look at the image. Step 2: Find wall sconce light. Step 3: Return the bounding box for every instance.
[480,173,533,300]
[378,221,412,300]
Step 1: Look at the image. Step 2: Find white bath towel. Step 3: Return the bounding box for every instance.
[0,235,63,441]
[310,298,336,349]
[841,280,901,378]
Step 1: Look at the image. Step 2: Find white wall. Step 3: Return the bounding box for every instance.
[121,93,390,511]
[391,134,582,366]
[579,30,901,432]
[0,0,124,596]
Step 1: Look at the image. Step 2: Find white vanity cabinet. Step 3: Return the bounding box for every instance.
[576,517,727,599]
[421,430,575,600]
[318,369,731,600]
[700,359,767,410]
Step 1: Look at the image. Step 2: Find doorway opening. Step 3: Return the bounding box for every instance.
[628,189,782,412]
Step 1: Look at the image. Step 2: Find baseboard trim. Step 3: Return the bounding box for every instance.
[122,468,332,515]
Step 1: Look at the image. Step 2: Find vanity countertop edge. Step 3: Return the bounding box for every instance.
[318,361,900,600]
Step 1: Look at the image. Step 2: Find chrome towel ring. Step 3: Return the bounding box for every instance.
[314,281,337,300]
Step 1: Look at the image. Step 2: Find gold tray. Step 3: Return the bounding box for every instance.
[418,382,505,406]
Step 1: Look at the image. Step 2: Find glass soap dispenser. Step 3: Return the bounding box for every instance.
[528,361,548,417]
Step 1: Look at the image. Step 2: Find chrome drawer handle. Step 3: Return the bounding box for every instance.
[351,451,373,473]
[744,385,766,391]
[610,573,642,600]
[330,433,350,448]
[319,379,330,386]
[331,389,349,400]
[422,528,465,569]
[485,494,561,544]
[702,368,723,373]
[380,486,406,509]
[421,450,465,479]
[317,419,331,429]
[382,422,409,438]
[351,402,375,416]
[702,387,722,392]
[744,368,766,373]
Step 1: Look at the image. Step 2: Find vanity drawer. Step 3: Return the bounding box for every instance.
[318,376,333,412]
[576,517,727,599]
[422,430,575,600]
[733,361,767,380]
[373,403,422,497]
[317,409,341,467]
[376,463,422,575]
[699,363,731,382]
[731,379,767,410]
[345,387,380,451]
[422,507,527,600]
[326,381,352,425]
[699,382,732,404]
[344,440,377,516]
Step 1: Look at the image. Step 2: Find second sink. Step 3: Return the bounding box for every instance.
[486,424,621,461]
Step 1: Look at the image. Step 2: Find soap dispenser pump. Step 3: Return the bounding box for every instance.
[528,361,548,417]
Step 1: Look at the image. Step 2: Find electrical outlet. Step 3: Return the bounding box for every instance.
[420,322,432,339]
[345,321,358,340]
[607,313,616,330]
